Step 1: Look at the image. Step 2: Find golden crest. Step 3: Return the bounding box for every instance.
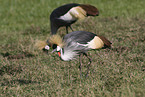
[49,34,65,48]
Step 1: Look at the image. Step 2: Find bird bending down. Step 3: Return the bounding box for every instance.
[49,31,112,77]
[50,3,99,35]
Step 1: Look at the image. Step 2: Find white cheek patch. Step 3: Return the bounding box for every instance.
[45,45,50,50]
[57,46,61,51]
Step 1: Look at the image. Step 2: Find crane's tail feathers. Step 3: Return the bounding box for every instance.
[98,35,112,48]
[79,4,99,16]
[70,6,87,19]
[34,40,47,50]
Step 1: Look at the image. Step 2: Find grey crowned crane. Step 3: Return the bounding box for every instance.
[48,31,112,77]
[50,3,99,35]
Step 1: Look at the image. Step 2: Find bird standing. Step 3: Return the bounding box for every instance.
[49,31,111,77]
[50,3,99,35]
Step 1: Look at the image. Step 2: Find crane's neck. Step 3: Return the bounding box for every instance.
[59,48,73,61]
[60,48,64,57]
[51,23,58,35]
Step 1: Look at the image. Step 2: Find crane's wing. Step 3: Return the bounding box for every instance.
[63,31,97,44]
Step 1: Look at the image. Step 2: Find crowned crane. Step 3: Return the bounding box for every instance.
[48,31,112,77]
[50,3,99,34]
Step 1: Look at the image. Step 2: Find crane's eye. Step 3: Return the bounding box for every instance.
[52,44,57,49]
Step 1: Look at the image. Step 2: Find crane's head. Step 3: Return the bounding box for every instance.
[48,34,65,53]
[51,45,62,57]
[34,35,60,52]
[35,40,50,50]
[49,34,64,48]
[35,34,64,53]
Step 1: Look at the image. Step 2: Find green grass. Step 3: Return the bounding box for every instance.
[0,0,145,96]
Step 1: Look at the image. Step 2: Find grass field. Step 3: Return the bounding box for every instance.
[0,0,145,96]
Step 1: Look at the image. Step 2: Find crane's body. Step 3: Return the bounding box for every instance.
[50,3,99,34]
[50,31,111,61]
[49,31,111,77]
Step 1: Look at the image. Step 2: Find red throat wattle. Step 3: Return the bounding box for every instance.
[58,52,61,57]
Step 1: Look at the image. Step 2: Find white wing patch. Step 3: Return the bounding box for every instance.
[59,11,76,21]
[76,36,104,49]
[59,6,86,21]
[69,6,86,19]
[76,42,88,46]
[87,36,104,49]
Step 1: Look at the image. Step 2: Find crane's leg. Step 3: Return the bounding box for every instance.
[66,25,73,33]
[79,54,83,78]
[84,53,92,78]
[69,25,74,32]
[66,26,69,34]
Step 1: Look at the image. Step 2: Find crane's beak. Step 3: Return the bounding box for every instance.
[51,48,61,57]
[51,48,57,53]
[51,46,61,53]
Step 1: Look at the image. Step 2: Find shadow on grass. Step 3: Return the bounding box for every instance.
[0,64,22,76]
[1,51,34,60]
[104,76,124,92]
[111,46,130,53]
[1,79,38,86]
